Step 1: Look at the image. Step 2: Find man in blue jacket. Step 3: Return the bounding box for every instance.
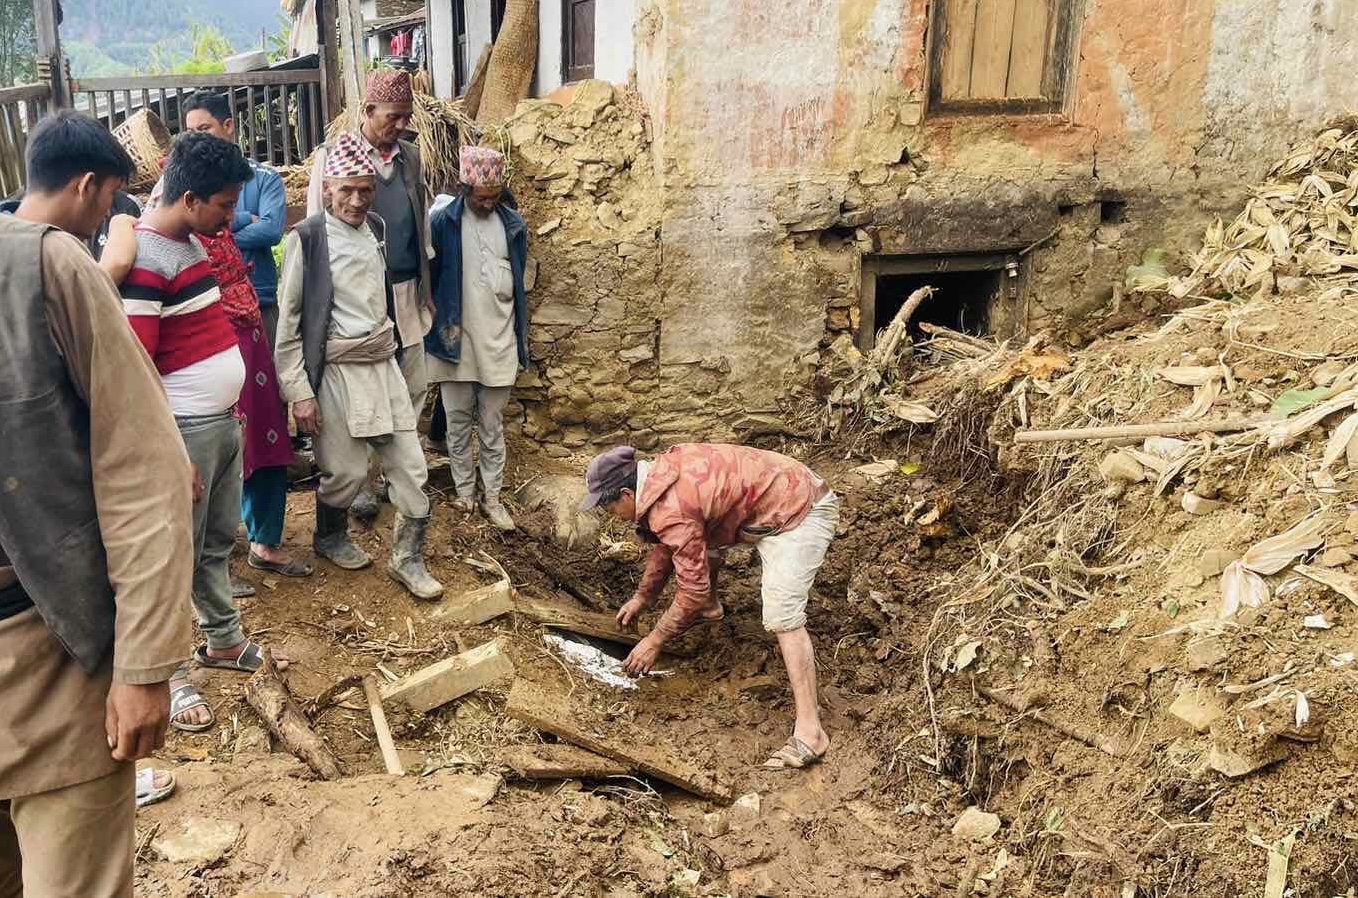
[181,91,288,345]
[426,146,528,531]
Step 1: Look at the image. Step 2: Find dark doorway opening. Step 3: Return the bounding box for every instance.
[858,252,1018,352]
[877,269,999,339]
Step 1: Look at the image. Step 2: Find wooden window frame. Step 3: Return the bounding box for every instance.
[562,0,596,84]
[491,0,507,40]
[927,0,1082,116]
[453,0,469,95]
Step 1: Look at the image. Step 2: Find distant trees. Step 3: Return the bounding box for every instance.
[0,0,36,86]
[144,23,234,75]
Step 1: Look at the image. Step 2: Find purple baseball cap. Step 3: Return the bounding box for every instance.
[580,446,639,511]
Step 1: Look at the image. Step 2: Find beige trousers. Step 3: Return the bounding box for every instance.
[0,765,135,898]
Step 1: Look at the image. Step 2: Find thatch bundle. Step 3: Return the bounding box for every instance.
[113,110,172,191]
[477,0,538,125]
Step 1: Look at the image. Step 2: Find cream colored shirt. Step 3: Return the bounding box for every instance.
[429,209,518,387]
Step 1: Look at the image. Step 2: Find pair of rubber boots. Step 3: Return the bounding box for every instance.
[313,501,444,600]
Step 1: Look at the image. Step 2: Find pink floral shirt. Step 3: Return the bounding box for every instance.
[634,444,828,639]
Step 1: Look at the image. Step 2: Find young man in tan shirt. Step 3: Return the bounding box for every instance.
[0,111,194,897]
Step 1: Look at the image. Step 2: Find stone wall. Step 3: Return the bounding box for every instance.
[503,0,1358,448]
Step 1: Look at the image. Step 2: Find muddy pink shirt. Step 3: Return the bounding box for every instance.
[634,444,828,640]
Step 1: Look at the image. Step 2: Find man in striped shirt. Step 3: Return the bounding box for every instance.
[121,133,285,733]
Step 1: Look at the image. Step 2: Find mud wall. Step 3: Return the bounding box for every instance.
[507,0,1358,447]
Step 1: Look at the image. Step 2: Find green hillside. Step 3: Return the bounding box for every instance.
[60,0,284,73]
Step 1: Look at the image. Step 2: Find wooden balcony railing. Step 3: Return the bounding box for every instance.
[70,68,326,167]
[0,83,54,196]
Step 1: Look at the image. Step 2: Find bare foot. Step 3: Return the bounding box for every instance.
[169,671,212,729]
[207,641,292,671]
[250,542,291,564]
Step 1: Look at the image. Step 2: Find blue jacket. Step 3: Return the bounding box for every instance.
[426,196,529,369]
[229,160,286,306]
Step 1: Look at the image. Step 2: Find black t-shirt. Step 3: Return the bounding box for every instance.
[0,190,141,260]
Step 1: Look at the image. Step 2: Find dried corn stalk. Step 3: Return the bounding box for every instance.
[1241,513,1331,575]
[1221,561,1270,618]
[1294,564,1358,606]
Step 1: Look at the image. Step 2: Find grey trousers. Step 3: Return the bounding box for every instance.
[440,381,511,500]
[314,398,430,518]
[177,412,246,651]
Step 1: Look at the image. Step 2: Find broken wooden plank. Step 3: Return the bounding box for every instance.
[501,743,630,781]
[516,595,648,646]
[380,639,514,713]
[246,650,344,780]
[505,678,732,802]
[430,579,514,624]
[363,675,404,775]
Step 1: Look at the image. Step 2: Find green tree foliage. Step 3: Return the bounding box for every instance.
[0,0,36,86]
[144,22,234,75]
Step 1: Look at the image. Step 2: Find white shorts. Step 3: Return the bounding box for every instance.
[756,492,841,633]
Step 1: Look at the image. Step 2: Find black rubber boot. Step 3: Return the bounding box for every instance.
[314,501,372,570]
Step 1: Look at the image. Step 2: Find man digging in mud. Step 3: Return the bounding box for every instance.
[276,132,443,601]
[581,444,841,770]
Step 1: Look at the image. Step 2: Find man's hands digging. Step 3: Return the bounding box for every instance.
[623,633,663,677]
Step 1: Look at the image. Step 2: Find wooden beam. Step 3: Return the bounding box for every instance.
[505,678,733,803]
[71,71,321,92]
[0,84,51,105]
[318,0,344,121]
[245,650,345,780]
[501,744,630,781]
[336,0,367,111]
[515,596,648,646]
[362,675,404,775]
[430,579,514,624]
[380,640,514,713]
[32,0,68,108]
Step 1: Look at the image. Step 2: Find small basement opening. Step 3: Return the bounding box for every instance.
[859,252,1017,351]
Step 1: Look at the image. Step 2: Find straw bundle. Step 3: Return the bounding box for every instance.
[478,0,538,125]
[112,110,172,191]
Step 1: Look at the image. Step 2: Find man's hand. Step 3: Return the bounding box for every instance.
[105,681,170,762]
[616,596,649,630]
[623,633,663,677]
[293,399,322,434]
[251,214,260,224]
[191,465,205,503]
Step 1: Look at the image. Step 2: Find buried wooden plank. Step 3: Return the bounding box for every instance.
[501,743,630,781]
[505,678,732,802]
[430,579,514,624]
[515,595,649,646]
[380,640,515,713]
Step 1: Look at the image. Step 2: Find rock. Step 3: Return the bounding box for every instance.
[861,853,908,874]
[1276,276,1310,295]
[1169,687,1225,734]
[1099,450,1146,484]
[617,242,646,257]
[596,202,621,230]
[1320,547,1353,568]
[1182,492,1222,515]
[1208,738,1288,778]
[566,79,615,127]
[619,344,654,364]
[524,257,539,291]
[533,301,595,327]
[732,791,762,819]
[152,817,241,865]
[1197,549,1236,578]
[536,217,562,236]
[1186,636,1228,672]
[669,868,701,895]
[951,807,1001,842]
[1346,510,1358,536]
[233,725,271,757]
[697,811,730,837]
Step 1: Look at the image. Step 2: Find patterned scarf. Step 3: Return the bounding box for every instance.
[198,229,261,328]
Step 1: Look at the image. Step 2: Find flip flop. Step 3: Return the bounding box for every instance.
[169,681,214,733]
[193,641,265,673]
[247,553,314,577]
[763,737,828,770]
[136,768,176,808]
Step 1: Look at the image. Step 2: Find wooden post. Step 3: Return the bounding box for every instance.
[32,0,68,109]
[362,675,404,775]
[335,0,367,114]
[318,0,344,122]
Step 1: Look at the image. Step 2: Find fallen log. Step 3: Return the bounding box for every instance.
[977,686,1126,758]
[515,595,648,646]
[505,678,732,802]
[380,639,515,713]
[501,743,630,780]
[363,675,404,776]
[1013,417,1265,444]
[245,650,345,780]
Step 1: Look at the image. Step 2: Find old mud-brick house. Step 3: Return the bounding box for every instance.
[424,1,1358,451]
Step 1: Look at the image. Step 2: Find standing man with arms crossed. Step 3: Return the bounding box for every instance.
[426,146,529,532]
[0,111,194,896]
[280,133,444,600]
[308,69,434,521]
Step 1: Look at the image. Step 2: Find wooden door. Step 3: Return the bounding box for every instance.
[563,0,595,83]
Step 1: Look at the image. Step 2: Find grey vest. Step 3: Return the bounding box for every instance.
[292,212,400,393]
[372,166,419,278]
[0,216,116,674]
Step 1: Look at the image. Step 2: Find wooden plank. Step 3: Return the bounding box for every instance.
[174,87,184,132]
[73,71,322,92]
[0,83,52,105]
[501,744,630,781]
[122,90,133,124]
[33,0,69,107]
[939,0,979,101]
[264,85,275,164]
[158,88,168,124]
[969,0,1018,99]
[515,596,648,646]
[362,675,404,775]
[379,639,514,713]
[227,86,238,140]
[141,88,150,115]
[505,678,733,802]
[430,579,514,624]
[280,86,292,164]
[308,82,322,152]
[1006,0,1050,98]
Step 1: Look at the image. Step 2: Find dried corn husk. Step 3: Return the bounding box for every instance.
[1158,365,1229,387]
[1321,412,1358,469]
[1221,561,1270,618]
[881,397,939,424]
[1294,563,1358,606]
[1183,378,1222,420]
[1242,514,1331,575]
[1266,386,1358,449]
